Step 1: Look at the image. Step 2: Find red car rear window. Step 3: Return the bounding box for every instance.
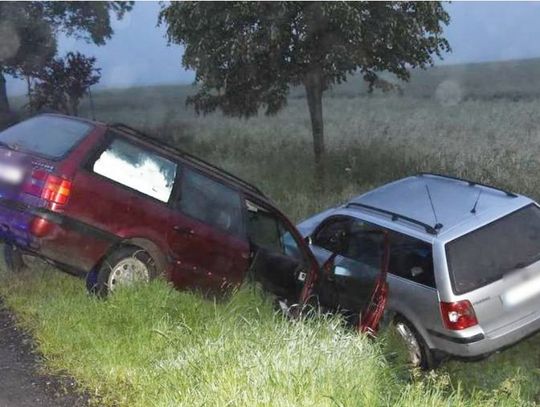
[0,115,93,159]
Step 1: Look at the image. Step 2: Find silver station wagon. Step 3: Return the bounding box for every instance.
[298,173,540,368]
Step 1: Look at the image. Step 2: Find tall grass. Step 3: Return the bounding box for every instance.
[0,264,528,406]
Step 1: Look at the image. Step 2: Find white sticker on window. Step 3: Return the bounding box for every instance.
[94,147,176,203]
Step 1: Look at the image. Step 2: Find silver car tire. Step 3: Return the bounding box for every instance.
[392,317,438,370]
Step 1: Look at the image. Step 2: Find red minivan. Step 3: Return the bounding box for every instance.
[0,114,318,302]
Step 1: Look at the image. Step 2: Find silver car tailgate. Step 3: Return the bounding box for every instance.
[470,260,540,337]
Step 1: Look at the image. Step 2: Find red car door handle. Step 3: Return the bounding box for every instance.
[172,226,195,236]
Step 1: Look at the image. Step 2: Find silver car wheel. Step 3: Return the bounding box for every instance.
[394,321,422,367]
[107,257,150,292]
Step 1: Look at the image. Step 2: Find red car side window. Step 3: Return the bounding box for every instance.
[92,138,178,203]
[176,168,245,237]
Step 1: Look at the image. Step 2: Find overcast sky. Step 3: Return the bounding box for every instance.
[7,1,540,95]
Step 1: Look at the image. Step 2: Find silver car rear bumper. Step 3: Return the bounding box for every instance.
[428,311,540,358]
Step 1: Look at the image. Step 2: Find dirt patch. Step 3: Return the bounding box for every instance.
[0,299,89,407]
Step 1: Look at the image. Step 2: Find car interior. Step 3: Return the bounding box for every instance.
[312,216,435,320]
[245,200,307,302]
[386,232,435,288]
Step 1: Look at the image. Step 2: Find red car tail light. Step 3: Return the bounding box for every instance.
[42,175,72,205]
[440,300,478,330]
[23,170,72,205]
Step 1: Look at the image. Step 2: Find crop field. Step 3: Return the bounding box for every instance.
[4,58,540,405]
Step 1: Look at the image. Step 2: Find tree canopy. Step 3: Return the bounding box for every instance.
[160,2,451,179]
[0,1,133,119]
[29,52,101,116]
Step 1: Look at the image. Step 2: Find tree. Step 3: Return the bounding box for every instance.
[160,2,450,180]
[29,52,101,116]
[0,2,132,118]
[0,3,55,119]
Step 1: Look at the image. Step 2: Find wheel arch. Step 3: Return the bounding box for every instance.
[93,237,168,275]
[386,307,436,350]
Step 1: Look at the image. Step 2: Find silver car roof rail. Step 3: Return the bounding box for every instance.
[346,202,442,235]
[417,173,518,198]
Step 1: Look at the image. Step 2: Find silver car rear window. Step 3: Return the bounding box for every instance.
[446,204,540,295]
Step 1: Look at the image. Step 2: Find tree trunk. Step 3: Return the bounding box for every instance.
[69,96,78,116]
[304,67,325,187]
[0,69,10,116]
[25,75,32,106]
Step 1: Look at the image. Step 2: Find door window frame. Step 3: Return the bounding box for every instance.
[169,164,248,239]
[312,214,436,288]
[244,198,312,266]
[312,215,355,255]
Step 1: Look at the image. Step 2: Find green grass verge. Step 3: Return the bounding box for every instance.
[0,262,532,407]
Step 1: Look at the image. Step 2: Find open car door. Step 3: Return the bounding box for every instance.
[244,199,317,305]
[318,229,391,335]
[358,232,390,335]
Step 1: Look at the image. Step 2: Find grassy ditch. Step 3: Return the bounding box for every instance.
[0,263,528,406]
